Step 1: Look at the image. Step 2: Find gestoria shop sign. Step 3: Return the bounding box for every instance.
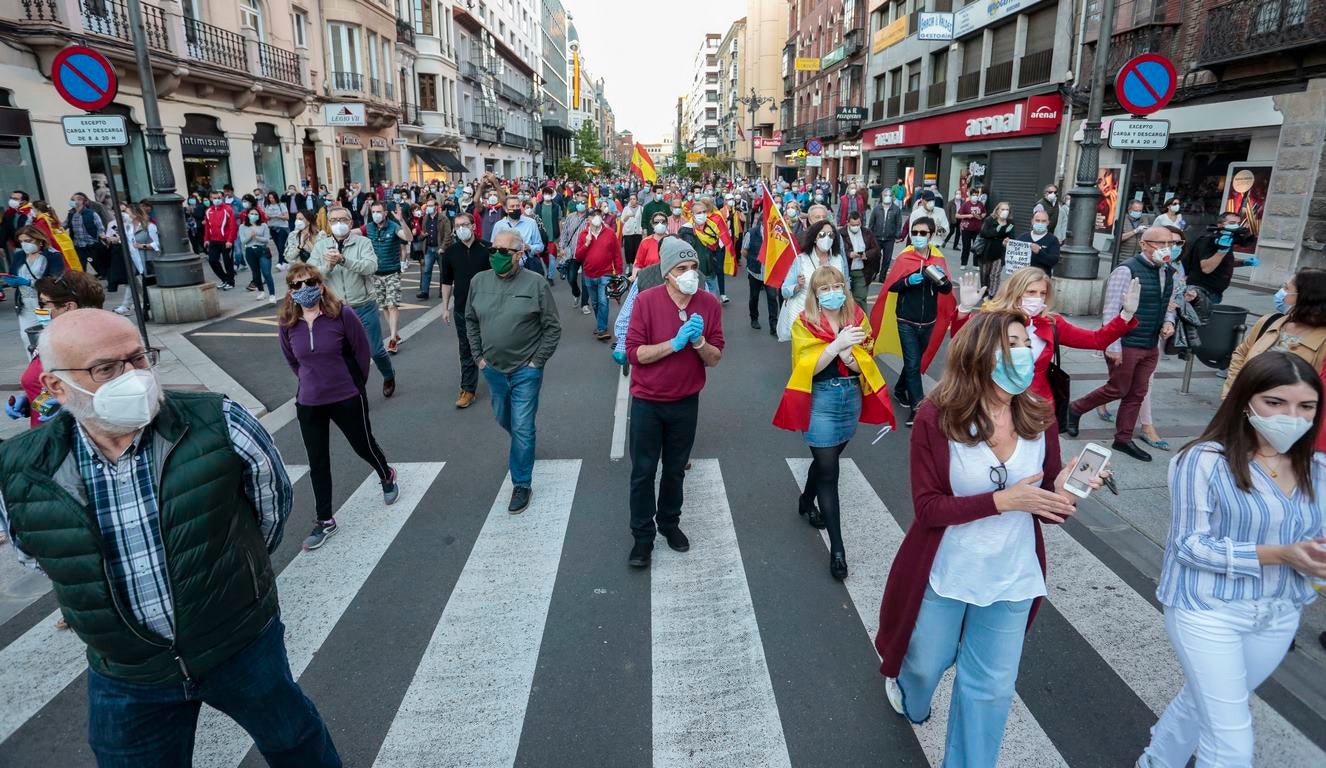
[862,95,1062,150]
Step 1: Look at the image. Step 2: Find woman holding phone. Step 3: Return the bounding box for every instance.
[875,310,1100,765]
[1139,351,1324,767]
[773,265,896,580]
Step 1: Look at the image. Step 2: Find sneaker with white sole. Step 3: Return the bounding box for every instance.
[254,291,267,301]
[302,519,338,550]
[382,467,399,505]
[581,305,591,315]
[113,306,131,316]
[720,294,730,304]
[884,677,905,716]
[268,295,278,304]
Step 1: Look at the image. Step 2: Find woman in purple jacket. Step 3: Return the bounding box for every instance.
[279,263,399,551]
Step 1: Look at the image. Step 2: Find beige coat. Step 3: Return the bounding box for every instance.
[1223,313,1326,397]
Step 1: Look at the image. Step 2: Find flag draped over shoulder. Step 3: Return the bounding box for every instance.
[759,185,795,287]
[772,306,896,432]
[868,245,956,374]
[629,143,658,184]
[693,215,737,276]
[22,204,81,272]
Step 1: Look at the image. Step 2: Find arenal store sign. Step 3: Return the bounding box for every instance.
[863,95,1061,150]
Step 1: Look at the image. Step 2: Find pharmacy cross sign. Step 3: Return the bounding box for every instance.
[52,45,119,112]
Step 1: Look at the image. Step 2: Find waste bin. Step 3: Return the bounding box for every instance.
[1194,304,1248,369]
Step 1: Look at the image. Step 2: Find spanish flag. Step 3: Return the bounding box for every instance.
[868,245,956,374]
[586,187,597,211]
[694,214,736,276]
[759,184,795,287]
[22,203,81,272]
[772,305,895,432]
[629,143,658,184]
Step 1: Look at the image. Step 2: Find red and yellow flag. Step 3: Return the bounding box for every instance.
[586,187,597,211]
[759,184,795,287]
[629,143,658,184]
[21,204,81,272]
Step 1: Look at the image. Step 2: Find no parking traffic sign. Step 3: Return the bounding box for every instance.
[1114,54,1176,116]
[52,45,118,112]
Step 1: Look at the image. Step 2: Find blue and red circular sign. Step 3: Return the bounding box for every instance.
[806,138,823,155]
[52,45,118,112]
[1114,53,1176,117]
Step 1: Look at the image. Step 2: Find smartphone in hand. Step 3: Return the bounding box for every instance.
[1064,442,1112,499]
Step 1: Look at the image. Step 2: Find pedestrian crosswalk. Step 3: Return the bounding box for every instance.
[0,459,1322,767]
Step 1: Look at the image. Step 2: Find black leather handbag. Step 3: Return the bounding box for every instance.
[1047,319,1072,433]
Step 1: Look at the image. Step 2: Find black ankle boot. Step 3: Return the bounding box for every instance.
[799,494,826,529]
[830,551,848,581]
[1064,406,1082,437]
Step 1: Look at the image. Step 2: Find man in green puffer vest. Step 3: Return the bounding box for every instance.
[0,309,341,767]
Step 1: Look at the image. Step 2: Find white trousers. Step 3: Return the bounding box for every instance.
[1141,600,1299,768]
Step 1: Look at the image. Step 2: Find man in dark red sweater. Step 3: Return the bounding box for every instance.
[624,238,724,567]
[575,211,623,340]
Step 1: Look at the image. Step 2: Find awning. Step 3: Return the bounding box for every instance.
[414,147,467,173]
[414,147,445,172]
[434,149,467,172]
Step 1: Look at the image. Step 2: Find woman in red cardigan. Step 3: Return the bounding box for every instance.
[875,310,1105,765]
[952,266,1142,404]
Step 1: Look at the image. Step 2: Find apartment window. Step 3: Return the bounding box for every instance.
[930,50,947,84]
[291,9,308,48]
[889,66,902,97]
[368,31,380,86]
[419,73,437,110]
[240,0,264,39]
[873,73,886,102]
[329,23,361,75]
[962,36,983,74]
[414,0,433,36]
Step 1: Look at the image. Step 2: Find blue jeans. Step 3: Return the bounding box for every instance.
[86,618,340,768]
[705,274,719,297]
[897,586,1034,767]
[418,246,439,296]
[244,245,275,296]
[583,275,609,332]
[352,301,395,380]
[481,364,543,486]
[896,321,933,407]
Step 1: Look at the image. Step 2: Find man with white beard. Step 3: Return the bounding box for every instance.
[0,309,342,767]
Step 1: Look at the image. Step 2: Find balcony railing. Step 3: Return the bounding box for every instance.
[871,101,884,121]
[986,60,1013,95]
[1106,26,1178,72]
[500,82,526,105]
[957,72,981,102]
[386,81,395,100]
[1019,49,1053,88]
[184,17,246,69]
[20,0,61,22]
[927,81,946,109]
[370,77,381,97]
[401,103,422,126]
[332,71,364,92]
[501,133,528,149]
[1199,0,1325,67]
[461,60,485,81]
[903,90,919,113]
[82,0,171,50]
[396,17,415,47]
[258,41,300,86]
[886,95,901,118]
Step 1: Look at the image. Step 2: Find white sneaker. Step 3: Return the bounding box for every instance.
[268,295,278,304]
[276,263,288,271]
[255,291,267,301]
[720,294,730,304]
[884,677,905,716]
[581,305,591,315]
[113,305,131,316]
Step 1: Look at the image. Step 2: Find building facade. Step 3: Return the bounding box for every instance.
[740,0,790,178]
[540,0,573,176]
[685,33,721,156]
[4,0,319,205]
[453,1,542,178]
[778,0,870,190]
[1065,0,1326,288]
[717,18,747,176]
[405,0,467,181]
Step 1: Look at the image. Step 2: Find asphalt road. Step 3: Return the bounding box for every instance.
[1,270,1323,768]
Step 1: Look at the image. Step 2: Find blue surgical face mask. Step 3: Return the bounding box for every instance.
[911,235,929,250]
[818,289,846,311]
[1273,288,1293,315]
[576,203,586,212]
[992,346,1036,395]
[1032,222,1048,234]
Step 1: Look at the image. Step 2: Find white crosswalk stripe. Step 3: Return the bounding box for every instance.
[1,457,1322,767]
[787,458,1068,768]
[372,460,582,768]
[193,462,443,767]
[652,459,791,768]
[0,465,309,747]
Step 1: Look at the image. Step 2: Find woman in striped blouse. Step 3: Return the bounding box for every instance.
[1141,351,1325,767]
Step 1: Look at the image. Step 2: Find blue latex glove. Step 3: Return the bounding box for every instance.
[687,313,705,342]
[612,349,627,365]
[5,395,29,420]
[906,272,924,286]
[1215,234,1233,250]
[1240,256,1260,268]
[1,275,31,288]
[670,322,693,353]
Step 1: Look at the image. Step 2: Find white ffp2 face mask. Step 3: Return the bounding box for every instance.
[58,368,162,430]
[674,269,700,295]
[1248,405,1313,454]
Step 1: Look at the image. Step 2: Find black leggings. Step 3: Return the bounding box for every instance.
[800,443,848,556]
[297,391,391,522]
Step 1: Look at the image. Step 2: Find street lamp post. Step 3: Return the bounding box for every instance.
[1058,0,1117,311]
[126,0,216,320]
[734,88,774,178]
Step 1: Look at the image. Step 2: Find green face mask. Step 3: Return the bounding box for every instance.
[490,248,516,274]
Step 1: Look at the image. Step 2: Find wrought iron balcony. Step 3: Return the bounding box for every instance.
[986,60,1013,95]
[81,0,171,51]
[461,60,485,82]
[1198,0,1325,68]
[927,81,947,109]
[19,0,61,23]
[257,42,300,87]
[370,77,381,97]
[332,71,364,92]
[957,72,980,102]
[396,17,415,47]
[903,90,920,113]
[1019,49,1054,88]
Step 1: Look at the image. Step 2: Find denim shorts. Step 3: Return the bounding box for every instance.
[804,377,862,447]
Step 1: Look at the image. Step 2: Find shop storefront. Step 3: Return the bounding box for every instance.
[181,113,231,195]
[87,103,151,203]
[407,145,466,182]
[368,137,390,184]
[862,94,1062,220]
[339,133,365,186]
[0,99,43,201]
[252,123,285,193]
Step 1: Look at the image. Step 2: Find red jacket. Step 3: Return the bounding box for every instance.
[874,401,1064,678]
[576,226,623,279]
[203,205,238,244]
[836,193,867,226]
[951,312,1138,402]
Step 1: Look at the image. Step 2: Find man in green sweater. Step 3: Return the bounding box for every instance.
[465,229,562,513]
